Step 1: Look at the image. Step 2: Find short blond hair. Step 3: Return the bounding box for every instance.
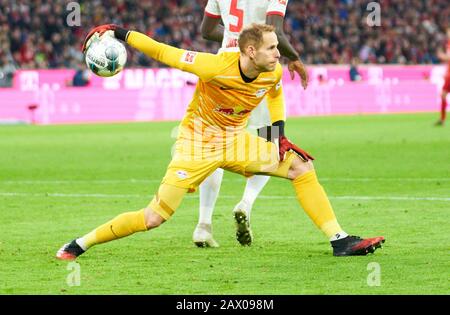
[238,23,276,53]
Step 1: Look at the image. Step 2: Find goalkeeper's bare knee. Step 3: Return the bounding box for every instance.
[288,155,314,179]
[144,208,166,229]
[145,183,188,229]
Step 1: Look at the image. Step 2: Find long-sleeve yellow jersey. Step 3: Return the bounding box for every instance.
[126,31,285,137]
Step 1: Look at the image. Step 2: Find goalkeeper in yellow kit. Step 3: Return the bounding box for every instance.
[56,23,385,260]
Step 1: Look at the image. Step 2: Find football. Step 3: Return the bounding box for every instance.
[85,36,127,77]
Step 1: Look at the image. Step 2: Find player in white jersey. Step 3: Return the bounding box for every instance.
[193,0,308,247]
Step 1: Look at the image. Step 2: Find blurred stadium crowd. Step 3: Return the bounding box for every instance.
[0,0,449,78]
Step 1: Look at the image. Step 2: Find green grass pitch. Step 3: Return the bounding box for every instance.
[0,113,448,294]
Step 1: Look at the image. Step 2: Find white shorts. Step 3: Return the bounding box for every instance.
[247,98,271,131]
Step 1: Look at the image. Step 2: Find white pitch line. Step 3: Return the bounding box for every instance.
[322,178,450,182]
[0,192,143,198]
[0,177,449,185]
[0,192,449,202]
[0,179,161,184]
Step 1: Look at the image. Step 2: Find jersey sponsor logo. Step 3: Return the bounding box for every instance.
[278,0,287,5]
[214,106,251,116]
[180,51,198,64]
[215,107,235,115]
[255,88,267,98]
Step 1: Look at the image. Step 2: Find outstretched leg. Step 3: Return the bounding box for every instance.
[56,184,187,260]
[286,153,385,256]
[226,132,385,256]
[286,156,346,239]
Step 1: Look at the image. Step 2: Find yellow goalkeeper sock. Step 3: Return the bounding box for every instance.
[292,170,343,238]
[77,209,147,250]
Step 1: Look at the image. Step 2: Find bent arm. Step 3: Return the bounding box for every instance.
[266,14,299,61]
[266,14,308,88]
[201,14,224,43]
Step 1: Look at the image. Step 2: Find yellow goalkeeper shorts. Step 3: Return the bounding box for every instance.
[161,130,293,192]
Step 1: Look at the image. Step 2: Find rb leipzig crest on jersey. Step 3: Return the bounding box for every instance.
[181,51,198,64]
